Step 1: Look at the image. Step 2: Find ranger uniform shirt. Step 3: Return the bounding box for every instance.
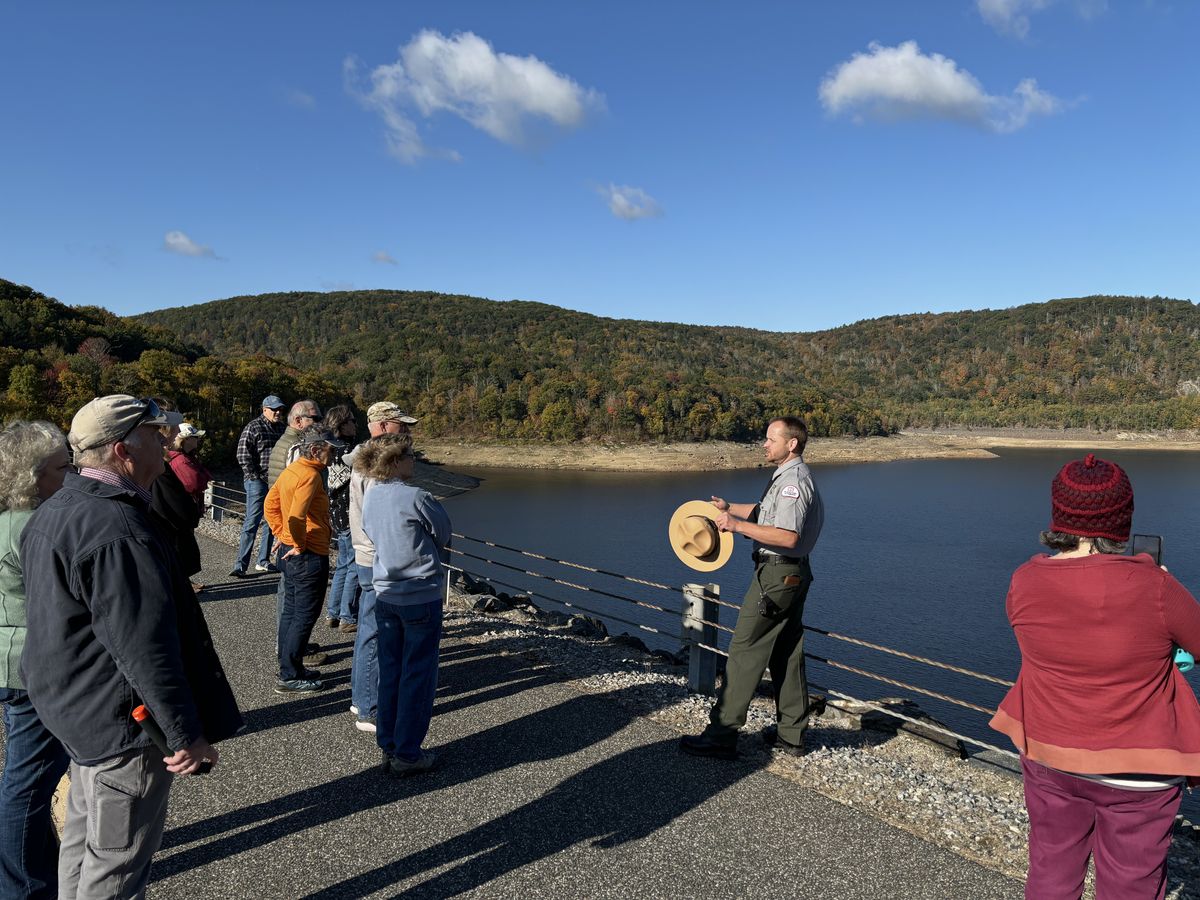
[751,456,824,558]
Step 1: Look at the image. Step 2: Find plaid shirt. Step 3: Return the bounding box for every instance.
[236,414,285,481]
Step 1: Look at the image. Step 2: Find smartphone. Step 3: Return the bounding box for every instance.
[1129,533,1163,565]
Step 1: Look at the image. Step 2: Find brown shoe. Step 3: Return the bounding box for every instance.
[338,622,358,634]
[302,651,328,667]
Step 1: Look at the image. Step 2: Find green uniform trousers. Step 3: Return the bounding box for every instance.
[703,557,814,747]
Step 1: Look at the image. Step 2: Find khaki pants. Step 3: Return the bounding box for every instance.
[59,747,173,900]
[704,558,814,746]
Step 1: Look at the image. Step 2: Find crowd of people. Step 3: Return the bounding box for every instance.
[0,394,1198,899]
[0,392,450,898]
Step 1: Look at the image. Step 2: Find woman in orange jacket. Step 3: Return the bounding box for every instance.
[265,424,344,694]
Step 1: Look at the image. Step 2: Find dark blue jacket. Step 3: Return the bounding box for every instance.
[20,472,242,765]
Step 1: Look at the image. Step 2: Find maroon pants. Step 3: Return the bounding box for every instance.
[1022,757,1181,900]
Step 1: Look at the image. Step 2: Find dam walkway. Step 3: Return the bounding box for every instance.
[111,536,1023,898]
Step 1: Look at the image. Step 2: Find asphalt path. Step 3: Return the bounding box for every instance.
[10,534,1024,898]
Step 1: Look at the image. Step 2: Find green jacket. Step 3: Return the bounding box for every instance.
[268,427,302,487]
[0,508,34,689]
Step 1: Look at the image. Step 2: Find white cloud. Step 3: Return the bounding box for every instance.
[320,280,355,291]
[600,184,663,221]
[162,230,218,259]
[286,89,316,109]
[818,41,1062,133]
[372,250,398,265]
[977,0,1108,38]
[346,30,604,163]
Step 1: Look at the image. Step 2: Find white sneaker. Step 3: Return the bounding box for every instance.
[349,705,360,716]
[252,564,270,573]
[355,719,377,733]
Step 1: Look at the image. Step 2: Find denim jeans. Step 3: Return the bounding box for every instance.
[350,563,378,720]
[326,531,360,624]
[276,546,329,681]
[235,478,274,572]
[376,599,442,762]
[0,688,70,899]
[58,748,172,900]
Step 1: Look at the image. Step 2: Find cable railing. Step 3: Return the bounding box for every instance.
[203,486,1016,760]
[447,531,1018,762]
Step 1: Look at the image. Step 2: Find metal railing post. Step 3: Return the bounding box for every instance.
[205,482,221,522]
[682,582,719,694]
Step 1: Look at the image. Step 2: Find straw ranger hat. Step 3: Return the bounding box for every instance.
[669,500,734,572]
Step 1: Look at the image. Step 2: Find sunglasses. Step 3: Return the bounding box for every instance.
[118,398,163,443]
[299,413,324,422]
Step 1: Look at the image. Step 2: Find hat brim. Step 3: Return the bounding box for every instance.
[668,500,735,572]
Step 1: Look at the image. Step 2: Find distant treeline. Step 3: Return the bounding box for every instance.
[5,279,1200,464]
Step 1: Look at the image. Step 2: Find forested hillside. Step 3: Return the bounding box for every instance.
[135,289,891,441]
[0,279,343,461]
[5,278,1199,457]
[138,289,1200,436]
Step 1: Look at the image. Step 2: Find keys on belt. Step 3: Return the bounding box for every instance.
[751,549,804,565]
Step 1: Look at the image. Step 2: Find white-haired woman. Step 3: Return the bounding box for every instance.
[0,420,71,898]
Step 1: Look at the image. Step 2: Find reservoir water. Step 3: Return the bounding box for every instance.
[441,447,1200,817]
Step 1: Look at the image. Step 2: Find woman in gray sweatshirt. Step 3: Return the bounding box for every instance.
[356,434,451,777]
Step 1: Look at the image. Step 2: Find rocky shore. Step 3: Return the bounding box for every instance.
[419,428,1200,472]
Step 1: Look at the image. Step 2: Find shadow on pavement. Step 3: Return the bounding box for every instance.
[301,736,767,899]
[153,684,697,881]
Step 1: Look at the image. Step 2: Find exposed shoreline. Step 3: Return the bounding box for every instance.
[419,428,1200,472]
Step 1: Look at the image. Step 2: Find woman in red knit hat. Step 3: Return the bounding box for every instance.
[991,453,1200,899]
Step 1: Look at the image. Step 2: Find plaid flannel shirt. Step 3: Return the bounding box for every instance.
[236,414,285,481]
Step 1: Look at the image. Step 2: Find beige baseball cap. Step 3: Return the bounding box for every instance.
[69,395,184,451]
[367,401,418,424]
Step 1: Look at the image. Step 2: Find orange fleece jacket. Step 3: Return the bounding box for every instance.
[264,456,331,555]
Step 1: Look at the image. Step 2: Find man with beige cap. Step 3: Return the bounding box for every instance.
[20,395,243,898]
[678,415,824,761]
[343,401,419,733]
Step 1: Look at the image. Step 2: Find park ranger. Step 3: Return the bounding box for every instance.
[679,415,824,760]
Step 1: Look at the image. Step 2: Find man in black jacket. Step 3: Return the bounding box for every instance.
[21,395,243,898]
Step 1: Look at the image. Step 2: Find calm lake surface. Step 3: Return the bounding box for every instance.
[440,448,1200,814]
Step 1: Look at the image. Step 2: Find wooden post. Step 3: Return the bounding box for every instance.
[682,582,720,694]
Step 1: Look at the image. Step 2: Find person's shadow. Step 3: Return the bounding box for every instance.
[300,735,765,899]
[153,682,747,883]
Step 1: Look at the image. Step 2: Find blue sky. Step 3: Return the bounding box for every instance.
[1,1,1195,332]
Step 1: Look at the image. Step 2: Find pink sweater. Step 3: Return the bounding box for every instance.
[990,553,1200,778]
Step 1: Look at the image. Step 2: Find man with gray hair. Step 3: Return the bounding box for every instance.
[21,395,243,898]
[268,400,322,488]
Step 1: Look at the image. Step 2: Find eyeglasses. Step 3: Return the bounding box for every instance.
[118,398,163,443]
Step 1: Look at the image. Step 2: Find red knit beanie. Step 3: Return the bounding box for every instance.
[1050,453,1134,541]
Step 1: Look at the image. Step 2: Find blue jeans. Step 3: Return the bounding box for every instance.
[276,546,329,681]
[326,531,360,624]
[0,688,70,899]
[235,478,274,571]
[376,599,442,762]
[350,563,378,720]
